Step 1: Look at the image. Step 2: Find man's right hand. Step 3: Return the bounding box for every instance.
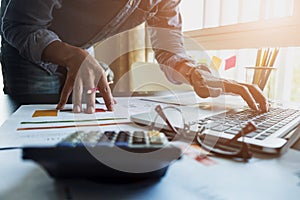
[176,62,269,112]
[42,41,115,113]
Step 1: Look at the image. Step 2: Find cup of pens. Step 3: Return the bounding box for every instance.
[245,66,277,100]
[245,48,279,101]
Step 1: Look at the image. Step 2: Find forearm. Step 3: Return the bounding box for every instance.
[146,0,198,84]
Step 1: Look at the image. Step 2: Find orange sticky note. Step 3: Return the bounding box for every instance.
[32,110,58,118]
[211,56,222,71]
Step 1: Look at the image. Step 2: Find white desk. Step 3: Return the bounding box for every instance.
[1,93,300,200]
[0,147,300,200]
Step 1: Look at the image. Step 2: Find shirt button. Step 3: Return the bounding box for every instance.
[129,0,134,6]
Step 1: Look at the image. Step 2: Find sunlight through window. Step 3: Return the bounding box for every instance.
[180,0,295,31]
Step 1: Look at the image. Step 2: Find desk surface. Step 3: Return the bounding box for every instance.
[1,93,300,200]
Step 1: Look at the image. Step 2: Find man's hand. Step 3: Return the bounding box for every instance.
[176,62,269,112]
[42,41,114,113]
[190,68,269,112]
[60,54,114,113]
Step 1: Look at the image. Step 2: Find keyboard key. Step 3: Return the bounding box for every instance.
[256,126,267,132]
[205,122,221,128]
[245,131,260,138]
[149,136,163,145]
[225,129,240,135]
[133,131,146,145]
[261,133,271,137]
[58,142,78,147]
[97,136,111,143]
[81,131,100,143]
[198,119,208,125]
[98,131,116,143]
[115,131,129,146]
[148,131,164,145]
[256,135,267,140]
[265,130,275,134]
[270,127,281,131]
[104,131,116,140]
[211,125,232,132]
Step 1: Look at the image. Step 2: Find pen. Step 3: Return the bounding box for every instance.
[87,87,99,95]
[86,81,114,94]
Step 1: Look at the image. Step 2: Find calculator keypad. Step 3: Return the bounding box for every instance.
[58,130,168,148]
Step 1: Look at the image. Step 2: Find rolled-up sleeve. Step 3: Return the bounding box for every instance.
[1,0,62,72]
[146,0,198,84]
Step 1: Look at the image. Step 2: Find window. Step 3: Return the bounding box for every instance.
[181,0,295,31]
[180,0,300,103]
[181,0,299,49]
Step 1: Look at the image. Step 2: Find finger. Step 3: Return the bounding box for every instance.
[97,76,114,111]
[85,76,96,114]
[224,82,259,111]
[240,83,269,112]
[113,98,117,104]
[57,73,76,110]
[72,78,83,113]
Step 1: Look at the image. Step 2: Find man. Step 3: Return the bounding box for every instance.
[0,0,269,113]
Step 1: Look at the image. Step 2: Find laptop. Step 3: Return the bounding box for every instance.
[130,103,300,155]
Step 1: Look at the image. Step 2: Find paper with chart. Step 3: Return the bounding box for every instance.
[0,94,250,148]
[0,97,158,148]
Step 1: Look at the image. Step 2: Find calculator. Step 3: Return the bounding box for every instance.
[22,130,182,182]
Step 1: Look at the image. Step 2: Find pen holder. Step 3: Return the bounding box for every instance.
[245,66,277,101]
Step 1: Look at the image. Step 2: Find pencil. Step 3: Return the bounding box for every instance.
[252,48,262,84]
[258,48,272,89]
[261,48,269,66]
[255,48,262,66]
[265,49,273,67]
[253,48,268,85]
[269,48,279,67]
[260,48,279,90]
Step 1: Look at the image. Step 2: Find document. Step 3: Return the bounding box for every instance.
[0,97,158,148]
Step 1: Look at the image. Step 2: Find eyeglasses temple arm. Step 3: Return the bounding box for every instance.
[154,105,179,134]
[226,122,257,144]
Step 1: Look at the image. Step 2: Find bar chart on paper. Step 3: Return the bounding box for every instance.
[0,104,133,148]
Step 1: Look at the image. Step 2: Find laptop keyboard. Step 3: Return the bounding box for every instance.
[198,107,300,140]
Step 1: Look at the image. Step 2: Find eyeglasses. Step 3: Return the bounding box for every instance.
[151,105,257,162]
